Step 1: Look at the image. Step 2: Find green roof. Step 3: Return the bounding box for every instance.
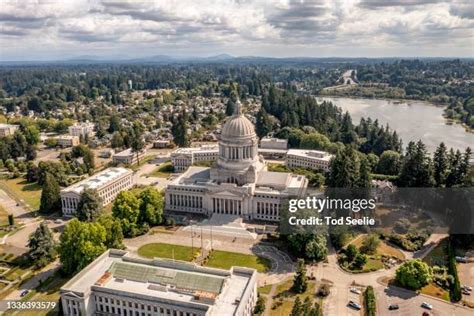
[109,262,224,294]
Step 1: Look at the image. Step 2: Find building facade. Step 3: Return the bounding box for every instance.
[60,250,257,316]
[113,148,146,165]
[60,167,134,216]
[165,101,308,222]
[56,135,80,148]
[171,145,219,172]
[69,121,95,138]
[0,123,19,137]
[286,149,333,172]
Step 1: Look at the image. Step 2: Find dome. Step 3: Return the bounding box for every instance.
[221,100,256,139]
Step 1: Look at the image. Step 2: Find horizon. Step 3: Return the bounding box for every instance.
[1,0,473,61]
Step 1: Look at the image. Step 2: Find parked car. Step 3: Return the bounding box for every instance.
[388,304,399,310]
[348,300,361,310]
[422,312,430,316]
[54,219,63,224]
[421,302,433,310]
[462,285,472,291]
[20,290,29,297]
[350,288,361,295]
[455,256,467,263]
[462,290,471,295]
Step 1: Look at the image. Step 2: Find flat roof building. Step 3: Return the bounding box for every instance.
[60,167,134,216]
[69,121,95,138]
[56,135,80,148]
[0,123,19,137]
[60,250,257,316]
[286,149,333,172]
[113,148,147,166]
[259,137,288,150]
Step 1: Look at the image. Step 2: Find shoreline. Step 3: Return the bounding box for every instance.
[315,94,474,134]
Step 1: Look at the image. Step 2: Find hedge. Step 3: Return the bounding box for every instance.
[364,286,376,316]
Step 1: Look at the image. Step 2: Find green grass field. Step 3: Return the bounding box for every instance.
[137,243,199,261]
[0,178,42,211]
[205,250,272,273]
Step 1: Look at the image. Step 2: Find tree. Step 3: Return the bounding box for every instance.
[353,253,367,269]
[398,141,434,187]
[112,191,140,237]
[139,187,164,225]
[39,172,61,214]
[28,222,56,267]
[291,297,303,316]
[433,142,448,186]
[346,244,358,262]
[23,125,40,145]
[108,115,121,133]
[292,259,308,293]
[305,234,328,262]
[76,189,102,222]
[302,297,312,315]
[253,294,265,315]
[255,107,272,138]
[171,110,190,147]
[361,234,380,255]
[300,132,331,151]
[377,150,401,175]
[395,259,432,290]
[131,122,145,165]
[111,132,124,149]
[58,219,106,276]
[327,145,360,188]
[98,215,124,249]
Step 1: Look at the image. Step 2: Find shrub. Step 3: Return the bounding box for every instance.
[364,286,376,316]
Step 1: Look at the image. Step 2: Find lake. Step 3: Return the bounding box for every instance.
[316,96,473,152]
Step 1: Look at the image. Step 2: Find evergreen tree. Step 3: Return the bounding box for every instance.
[398,141,434,187]
[309,302,321,316]
[28,221,56,267]
[433,142,448,186]
[255,107,272,138]
[172,109,190,147]
[302,297,312,315]
[291,297,303,316]
[292,259,308,293]
[76,189,102,222]
[327,145,360,188]
[131,122,145,165]
[39,172,61,214]
[357,157,371,188]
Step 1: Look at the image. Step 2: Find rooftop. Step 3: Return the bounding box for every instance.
[287,149,332,161]
[61,167,132,195]
[61,250,256,315]
[172,145,219,155]
[0,123,18,128]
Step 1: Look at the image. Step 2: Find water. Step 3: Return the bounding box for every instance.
[316,97,473,152]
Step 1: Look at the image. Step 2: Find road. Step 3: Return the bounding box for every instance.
[3,261,61,301]
[314,238,471,316]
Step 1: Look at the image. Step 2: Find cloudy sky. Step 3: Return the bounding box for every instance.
[0,0,473,60]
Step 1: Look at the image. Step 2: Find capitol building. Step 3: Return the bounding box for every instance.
[165,101,308,222]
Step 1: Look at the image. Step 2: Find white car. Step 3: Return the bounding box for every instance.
[421,302,433,310]
[350,288,362,295]
[462,285,472,291]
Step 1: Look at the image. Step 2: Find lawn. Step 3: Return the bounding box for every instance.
[271,279,318,315]
[349,234,405,260]
[148,161,174,178]
[258,284,273,295]
[205,250,272,273]
[0,177,42,211]
[420,283,450,301]
[0,204,8,226]
[423,238,449,267]
[137,243,199,261]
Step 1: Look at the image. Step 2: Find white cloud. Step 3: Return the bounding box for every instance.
[0,0,472,59]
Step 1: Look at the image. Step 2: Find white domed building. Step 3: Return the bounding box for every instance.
[165,100,308,222]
